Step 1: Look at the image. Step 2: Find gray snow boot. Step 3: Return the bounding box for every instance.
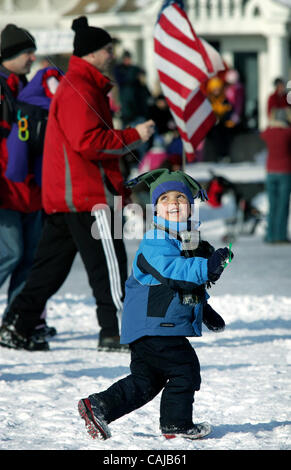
[162,422,212,440]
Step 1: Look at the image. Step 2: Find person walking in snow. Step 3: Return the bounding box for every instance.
[1,64,62,338]
[78,169,233,441]
[0,16,154,352]
[0,24,44,325]
[261,108,291,244]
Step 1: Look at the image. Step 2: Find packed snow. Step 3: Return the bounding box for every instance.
[0,170,290,451]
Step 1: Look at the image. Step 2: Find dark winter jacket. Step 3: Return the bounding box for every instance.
[120,216,209,344]
[5,67,62,187]
[0,65,41,212]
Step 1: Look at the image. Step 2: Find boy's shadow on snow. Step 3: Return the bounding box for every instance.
[134,420,291,441]
[208,420,291,439]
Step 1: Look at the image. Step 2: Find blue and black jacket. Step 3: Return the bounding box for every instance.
[120,216,211,344]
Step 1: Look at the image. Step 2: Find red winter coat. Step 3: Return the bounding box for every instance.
[260,126,291,174]
[267,91,290,117]
[0,69,41,212]
[42,56,141,213]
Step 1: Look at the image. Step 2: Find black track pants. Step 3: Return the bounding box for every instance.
[9,211,127,338]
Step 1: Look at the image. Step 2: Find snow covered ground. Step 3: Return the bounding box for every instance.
[0,186,290,452]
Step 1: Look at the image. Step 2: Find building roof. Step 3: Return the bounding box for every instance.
[64,0,155,16]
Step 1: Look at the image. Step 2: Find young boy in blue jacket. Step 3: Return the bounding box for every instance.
[78,169,233,440]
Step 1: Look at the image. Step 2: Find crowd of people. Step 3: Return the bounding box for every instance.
[0,18,290,354]
[110,54,247,167]
[0,14,290,443]
[111,48,291,246]
[202,72,291,245]
[0,17,236,442]
[109,55,251,170]
[0,18,154,352]
[108,50,245,168]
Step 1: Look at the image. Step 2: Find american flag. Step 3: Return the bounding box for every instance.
[154,0,225,162]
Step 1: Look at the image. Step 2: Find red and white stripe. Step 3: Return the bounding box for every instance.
[154,1,224,162]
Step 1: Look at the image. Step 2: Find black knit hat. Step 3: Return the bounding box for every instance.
[72,16,112,57]
[0,24,36,60]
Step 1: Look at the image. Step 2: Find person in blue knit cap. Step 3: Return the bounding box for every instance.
[78,169,233,441]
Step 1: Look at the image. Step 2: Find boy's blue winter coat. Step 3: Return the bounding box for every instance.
[120,223,209,344]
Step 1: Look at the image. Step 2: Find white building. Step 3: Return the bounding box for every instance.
[0,0,290,130]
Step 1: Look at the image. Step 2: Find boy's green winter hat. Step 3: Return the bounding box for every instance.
[126,169,208,206]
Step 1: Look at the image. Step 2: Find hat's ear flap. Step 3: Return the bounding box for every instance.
[183,174,208,202]
[125,169,169,189]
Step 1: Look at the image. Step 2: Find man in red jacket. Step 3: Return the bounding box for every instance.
[0,16,155,351]
[0,24,44,325]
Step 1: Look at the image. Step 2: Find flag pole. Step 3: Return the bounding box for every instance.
[182,146,186,171]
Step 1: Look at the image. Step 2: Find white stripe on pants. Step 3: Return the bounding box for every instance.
[93,210,123,312]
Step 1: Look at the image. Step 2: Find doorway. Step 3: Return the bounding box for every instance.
[234,51,258,129]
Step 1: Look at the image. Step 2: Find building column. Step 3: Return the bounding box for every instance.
[258,46,269,130]
[143,22,158,95]
[267,34,289,87]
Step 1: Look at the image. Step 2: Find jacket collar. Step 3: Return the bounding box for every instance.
[68,55,113,95]
[153,215,189,235]
[0,64,10,78]
[0,64,27,93]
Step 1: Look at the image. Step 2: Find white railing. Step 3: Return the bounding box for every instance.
[188,0,263,19]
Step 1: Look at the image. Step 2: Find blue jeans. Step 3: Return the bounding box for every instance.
[0,209,43,320]
[265,173,291,242]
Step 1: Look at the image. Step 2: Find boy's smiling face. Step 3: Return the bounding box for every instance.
[156,190,191,222]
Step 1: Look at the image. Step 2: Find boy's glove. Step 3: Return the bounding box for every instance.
[203,303,225,332]
[193,240,215,259]
[207,247,233,282]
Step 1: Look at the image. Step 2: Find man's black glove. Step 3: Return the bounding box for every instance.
[207,247,233,282]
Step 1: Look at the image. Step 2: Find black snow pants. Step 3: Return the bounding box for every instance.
[92,336,201,432]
